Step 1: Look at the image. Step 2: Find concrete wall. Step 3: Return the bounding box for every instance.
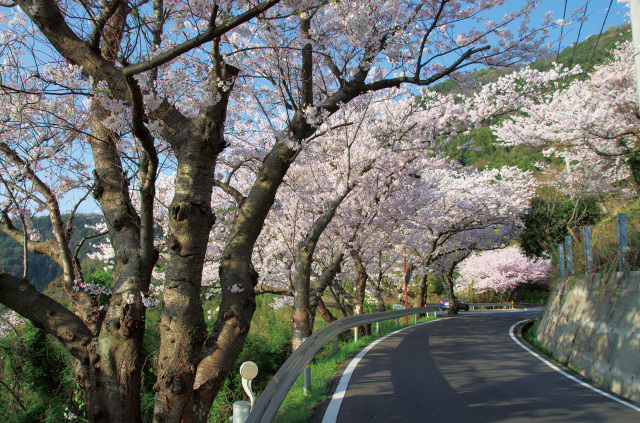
[537,271,640,402]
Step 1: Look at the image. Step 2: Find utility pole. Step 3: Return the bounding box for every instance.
[630,0,640,106]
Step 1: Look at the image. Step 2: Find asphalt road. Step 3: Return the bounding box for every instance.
[314,309,640,423]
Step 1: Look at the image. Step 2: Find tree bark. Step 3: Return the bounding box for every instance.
[308,253,344,329]
[291,188,350,350]
[316,297,337,324]
[193,138,297,418]
[84,92,148,423]
[152,58,239,422]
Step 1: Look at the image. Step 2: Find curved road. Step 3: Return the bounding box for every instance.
[314,309,640,422]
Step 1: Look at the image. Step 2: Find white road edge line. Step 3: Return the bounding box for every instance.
[510,320,640,413]
[321,319,440,423]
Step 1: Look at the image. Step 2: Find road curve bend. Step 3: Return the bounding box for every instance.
[313,309,640,423]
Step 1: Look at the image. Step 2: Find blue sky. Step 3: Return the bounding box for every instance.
[536,0,629,46]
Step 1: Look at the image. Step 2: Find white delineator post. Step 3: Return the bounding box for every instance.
[231,361,258,423]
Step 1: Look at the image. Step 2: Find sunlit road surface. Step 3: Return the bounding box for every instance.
[315,309,640,423]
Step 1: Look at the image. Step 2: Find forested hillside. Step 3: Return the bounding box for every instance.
[441,24,631,171]
[433,24,630,96]
[0,214,104,291]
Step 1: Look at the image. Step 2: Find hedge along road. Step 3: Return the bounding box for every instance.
[311,308,640,423]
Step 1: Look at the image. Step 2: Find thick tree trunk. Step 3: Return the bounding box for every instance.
[192,137,298,419]
[445,277,459,315]
[83,98,148,423]
[416,274,428,317]
[350,249,371,335]
[292,244,313,350]
[152,61,238,422]
[291,189,351,350]
[351,250,368,316]
[416,274,428,308]
[373,253,386,312]
[375,292,386,312]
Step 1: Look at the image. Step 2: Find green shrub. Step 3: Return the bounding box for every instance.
[209,295,293,422]
[0,323,77,422]
[519,291,550,304]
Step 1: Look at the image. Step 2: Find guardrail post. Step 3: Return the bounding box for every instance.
[303,364,311,395]
[232,401,251,423]
[353,327,358,343]
[301,338,311,395]
[376,321,379,335]
[414,314,418,324]
[332,337,338,355]
[395,318,399,328]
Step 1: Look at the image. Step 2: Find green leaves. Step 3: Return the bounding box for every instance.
[519,192,603,258]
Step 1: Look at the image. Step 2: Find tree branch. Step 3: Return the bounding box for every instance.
[364,45,491,92]
[0,272,93,363]
[87,0,123,53]
[214,179,245,205]
[254,284,291,295]
[122,0,282,77]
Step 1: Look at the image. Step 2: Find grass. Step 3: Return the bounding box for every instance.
[273,315,436,423]
[522,320,568,367]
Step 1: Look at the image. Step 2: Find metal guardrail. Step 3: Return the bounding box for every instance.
[245,302,514,422]
[245,306,437,423]
[469,302,514,309]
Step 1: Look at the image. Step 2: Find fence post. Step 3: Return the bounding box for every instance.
[558,243,566,278]
[583,226,593,272]
[565,236,574,275]
[617,213,629,272]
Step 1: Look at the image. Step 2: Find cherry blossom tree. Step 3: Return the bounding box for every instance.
[456,245,550,299]
[494,41,639,199]
[0,2,282,422]
[0,1,559,421]
[244,90,419,347]
[400,162,537,308]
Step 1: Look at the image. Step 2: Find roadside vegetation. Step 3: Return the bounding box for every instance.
[521,320,557,363]
[1,292,434,422]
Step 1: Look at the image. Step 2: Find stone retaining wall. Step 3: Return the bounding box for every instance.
[537,271,640,402]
